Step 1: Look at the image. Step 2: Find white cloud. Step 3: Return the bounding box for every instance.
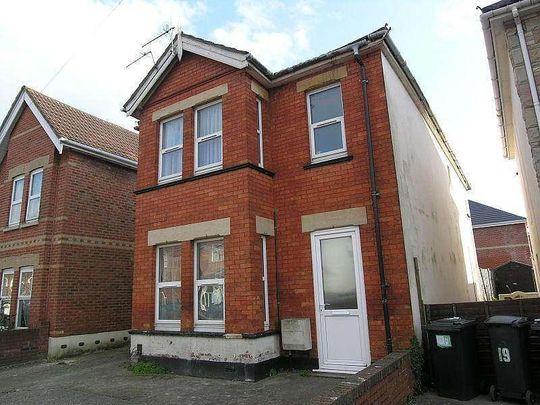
[0,0,207,130]
[211,0,320,70]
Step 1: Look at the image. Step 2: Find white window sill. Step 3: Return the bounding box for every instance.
[311,150,348,164]
[195,165,223,176]
[155,322,181,332]
[158,175,182,184]
[3,220,39,232]
[194,323,225,333]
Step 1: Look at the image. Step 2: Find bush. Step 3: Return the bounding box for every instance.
[410,336,426,395]
[128,361,167,375]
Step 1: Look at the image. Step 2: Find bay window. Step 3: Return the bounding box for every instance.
[194,238,224,332]
[307,83,347,162]
[155,244,181,331]
[26,168,43,221]
[8,175,24,226]
[159,115,183,182]
[16,267,33,328]
[195,101,222,173]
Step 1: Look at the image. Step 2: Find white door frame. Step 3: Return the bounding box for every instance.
[310,226,371,373]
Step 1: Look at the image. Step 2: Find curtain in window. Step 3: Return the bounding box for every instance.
[197,103,222,137]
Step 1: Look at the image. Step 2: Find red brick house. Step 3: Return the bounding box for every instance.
[125,26,479,380]
[0,87,137,362]
[469,200,537,296]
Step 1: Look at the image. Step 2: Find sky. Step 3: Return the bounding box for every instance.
[0,0,526,216]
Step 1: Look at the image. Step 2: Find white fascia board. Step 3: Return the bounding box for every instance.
[59,138,137,170]
[0,91,63,162]
[182,37,249,69]
[473,219,526,229]
[124,50,177,117]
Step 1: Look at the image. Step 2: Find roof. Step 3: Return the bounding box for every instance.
[123,26,471,190]
[480,0,521,13]
[469,200,526,226]
[0,87,138,168]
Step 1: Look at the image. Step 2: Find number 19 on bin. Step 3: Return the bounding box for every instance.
[497,347,511,363]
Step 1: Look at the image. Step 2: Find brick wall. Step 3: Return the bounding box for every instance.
[473,223,531,269]
[133,47,414,361]
[311,351,414,404]
[0,324,49,364]
[0,103,136,349]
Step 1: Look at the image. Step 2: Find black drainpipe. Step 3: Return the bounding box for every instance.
[353,45,393,354]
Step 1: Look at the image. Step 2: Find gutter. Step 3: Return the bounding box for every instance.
[480,0,540,158]
[59,138,138,170]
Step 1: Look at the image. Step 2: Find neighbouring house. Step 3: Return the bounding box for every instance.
[0,87,137,362]
[480,0,540,288]
[469,199,536,297]
[124,26,479,380]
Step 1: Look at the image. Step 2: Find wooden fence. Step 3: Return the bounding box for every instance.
[424,298,540,391]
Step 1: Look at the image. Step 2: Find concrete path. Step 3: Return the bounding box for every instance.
[0,347,342,404]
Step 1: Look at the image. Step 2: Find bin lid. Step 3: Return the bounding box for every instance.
[426,317,477,331]
[484,315,531,327]
[530,318,540,330]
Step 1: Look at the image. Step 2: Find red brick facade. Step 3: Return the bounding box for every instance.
[0,103,135,360]
[473,223,531,269]
[132,44,414,363]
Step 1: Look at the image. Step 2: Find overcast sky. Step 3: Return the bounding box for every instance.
[0,0,525,215]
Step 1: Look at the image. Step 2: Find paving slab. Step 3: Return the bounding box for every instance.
[0,347,343,404]
[416,390,516,405]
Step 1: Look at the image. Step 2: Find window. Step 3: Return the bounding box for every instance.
[194,238,224,331]
[257,99,264,167]
[8,176,24,226]
[16,267,33,328]
[195,101,222,173]
[155,245,181,331]
[261,236,269,330]
[1,269,14,323]
[307,83,346,162]
[159,116,183,182]
[26,169,43,221]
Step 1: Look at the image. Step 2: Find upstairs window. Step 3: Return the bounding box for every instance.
[26,168,43,222]
[155,244,181,331]
[195,101,222,173]
[8,176,24,226]
[257,99,264,167]
[159,115,183,182]
[307,83,346,162]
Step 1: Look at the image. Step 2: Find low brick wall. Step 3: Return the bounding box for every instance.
[311,351,414,404]
[0,324,48,365]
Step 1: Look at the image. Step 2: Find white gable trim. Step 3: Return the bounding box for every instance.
[0,91,63,155]
[123,33,250,118]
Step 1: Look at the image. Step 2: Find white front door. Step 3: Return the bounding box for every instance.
[311,226,371,373]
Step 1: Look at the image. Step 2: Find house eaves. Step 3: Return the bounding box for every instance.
[0,87,138,169]
[122,25,471,190]
[480,0,540,159]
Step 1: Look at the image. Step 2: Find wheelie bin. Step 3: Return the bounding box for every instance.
[485,315,533,404]
[426,317,479,400]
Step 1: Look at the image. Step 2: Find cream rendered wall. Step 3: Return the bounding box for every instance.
[509,64,540,289]
[382,53,480,336]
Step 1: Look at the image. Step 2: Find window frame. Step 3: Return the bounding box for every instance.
[194,100,223,175]
[155,244,182,331]
[306,83,347,163]
[1,268,15,318]
[15,266,33,329]
[8,175,25,227]
[158,114,184,183]
[194,237,225,332]
[261,236,269,330]
[257,98,264,167]
[25,168,43,222]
